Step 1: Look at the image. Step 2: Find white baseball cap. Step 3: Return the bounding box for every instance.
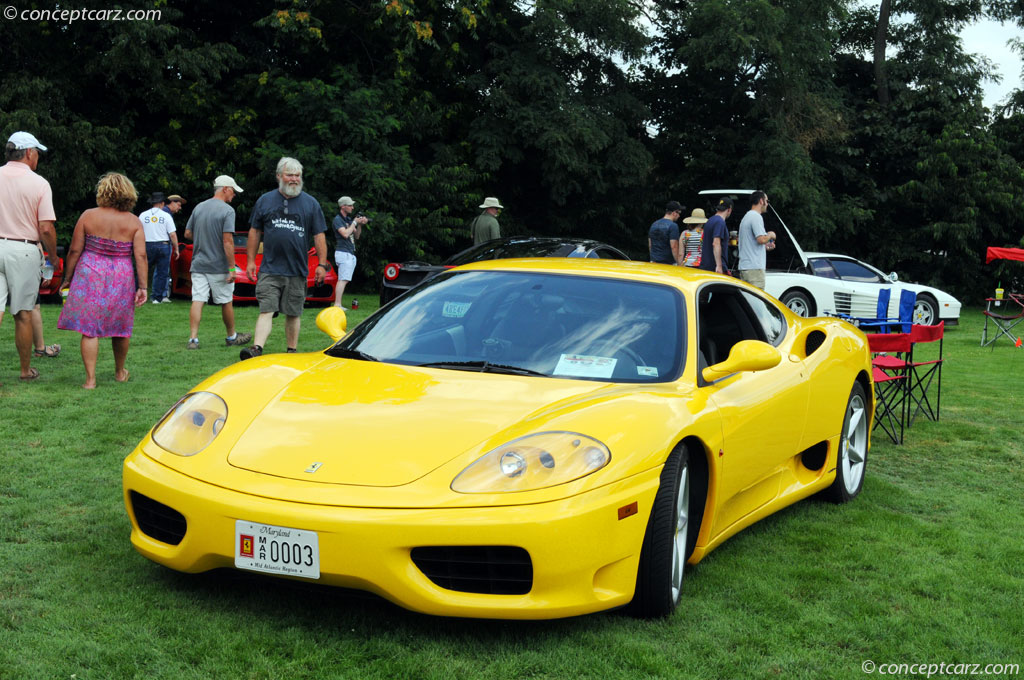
[338,196,355,206]
[8,131,48,152]
[213,175,244,193]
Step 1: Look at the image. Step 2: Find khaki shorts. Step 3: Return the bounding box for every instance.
[191,272,234,305]
[256,273,306,317]
[0,239,43,315]
[738,269,766,290]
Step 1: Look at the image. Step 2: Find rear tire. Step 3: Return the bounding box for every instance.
[781,290,814,317]
[823,382,868,503]
[913,294,938,326]
[627,444,691,618]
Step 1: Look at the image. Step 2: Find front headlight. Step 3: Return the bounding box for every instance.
[151,392,228,456]
[452,432,610,493]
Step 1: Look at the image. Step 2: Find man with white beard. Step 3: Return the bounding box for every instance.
[239,157,330,360]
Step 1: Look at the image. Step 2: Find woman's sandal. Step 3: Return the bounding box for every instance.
[33,344,61,358]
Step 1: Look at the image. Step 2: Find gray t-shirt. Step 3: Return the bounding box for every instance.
[250,190,327,278]
[186,197,236,274]
[333,214,355,254]
[737,209,767,271]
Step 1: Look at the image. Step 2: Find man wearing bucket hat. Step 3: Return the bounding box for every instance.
[164,194,186,216]
[471,197,503,245]
[680,208,707,267]
[0,131,58,382]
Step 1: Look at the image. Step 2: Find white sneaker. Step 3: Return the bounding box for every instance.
[151,299,161,305]
[160,298,172,304]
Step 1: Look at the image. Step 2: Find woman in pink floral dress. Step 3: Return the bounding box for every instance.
[58,173,148,389]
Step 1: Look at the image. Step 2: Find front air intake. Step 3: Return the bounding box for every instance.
[411,546,533,595]
[130,491,187,545]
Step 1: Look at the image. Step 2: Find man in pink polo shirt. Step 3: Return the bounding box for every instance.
[0,131,58,382]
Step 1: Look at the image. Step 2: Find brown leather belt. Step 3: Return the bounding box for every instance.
[0,236,39,245]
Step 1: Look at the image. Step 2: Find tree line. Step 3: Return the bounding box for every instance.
[2,0,1022,300]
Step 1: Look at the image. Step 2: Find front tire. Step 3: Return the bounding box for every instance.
[781,290,814,317]
[628,444,691,618]
[823,382,868,503]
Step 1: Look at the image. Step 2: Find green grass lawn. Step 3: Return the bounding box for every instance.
[1,299,1022,680]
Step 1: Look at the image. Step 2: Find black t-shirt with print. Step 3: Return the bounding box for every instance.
[249,190,328,278]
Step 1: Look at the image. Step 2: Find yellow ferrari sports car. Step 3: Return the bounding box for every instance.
[123,258,874,619]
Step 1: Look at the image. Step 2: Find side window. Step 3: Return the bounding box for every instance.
[810,258,838,279]
[832,259,883,283]
[739,291,786,346]
[696,285,766,368]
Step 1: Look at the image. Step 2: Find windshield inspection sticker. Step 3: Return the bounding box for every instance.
[554,354,617,379]
[442,301,472,318]
[637,366,659,377]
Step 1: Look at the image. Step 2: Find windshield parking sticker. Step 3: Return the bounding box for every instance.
[442,301,472,318]
[637,366,659,377]
[554,354,617,379]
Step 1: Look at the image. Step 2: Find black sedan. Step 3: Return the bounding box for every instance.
[380,237,630,305]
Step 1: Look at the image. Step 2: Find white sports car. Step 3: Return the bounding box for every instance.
[696,190,962,327]
[765,252,962,326]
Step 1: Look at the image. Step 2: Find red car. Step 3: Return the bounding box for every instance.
[171,231,337,303]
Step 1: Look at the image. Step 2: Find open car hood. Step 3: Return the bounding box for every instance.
[698,189,809,272]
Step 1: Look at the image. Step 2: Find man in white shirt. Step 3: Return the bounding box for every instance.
[139,192,181,303]
[736,191,776,290]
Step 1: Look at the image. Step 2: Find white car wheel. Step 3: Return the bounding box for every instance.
[781,290,813,317]
[913,294,937,326]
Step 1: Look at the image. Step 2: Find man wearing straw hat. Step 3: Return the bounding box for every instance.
[471,197,503,245]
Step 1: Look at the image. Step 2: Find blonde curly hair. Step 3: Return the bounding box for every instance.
[95,172,138,212]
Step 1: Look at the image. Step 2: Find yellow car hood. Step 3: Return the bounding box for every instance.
[225,358,618,487]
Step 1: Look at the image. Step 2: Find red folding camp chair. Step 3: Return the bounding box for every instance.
[871,366,907,445]
[906,322,944,425]
[866,332,913,445]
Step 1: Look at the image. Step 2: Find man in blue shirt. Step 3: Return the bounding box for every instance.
[239,157,329,360]
[699,197,733,274]
[648,200,684,265]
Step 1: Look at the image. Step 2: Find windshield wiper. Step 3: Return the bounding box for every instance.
[417,360,546,377]
[325,346,379,361]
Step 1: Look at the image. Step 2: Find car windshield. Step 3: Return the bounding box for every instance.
[444,240,581,266]
[337,270,684,383]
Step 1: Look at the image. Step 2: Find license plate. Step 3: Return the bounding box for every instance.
[234,520,320,579]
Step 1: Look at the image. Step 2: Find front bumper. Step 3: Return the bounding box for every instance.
[123,451,661,619]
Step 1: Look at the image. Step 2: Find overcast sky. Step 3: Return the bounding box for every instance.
[959,18,1023,108]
